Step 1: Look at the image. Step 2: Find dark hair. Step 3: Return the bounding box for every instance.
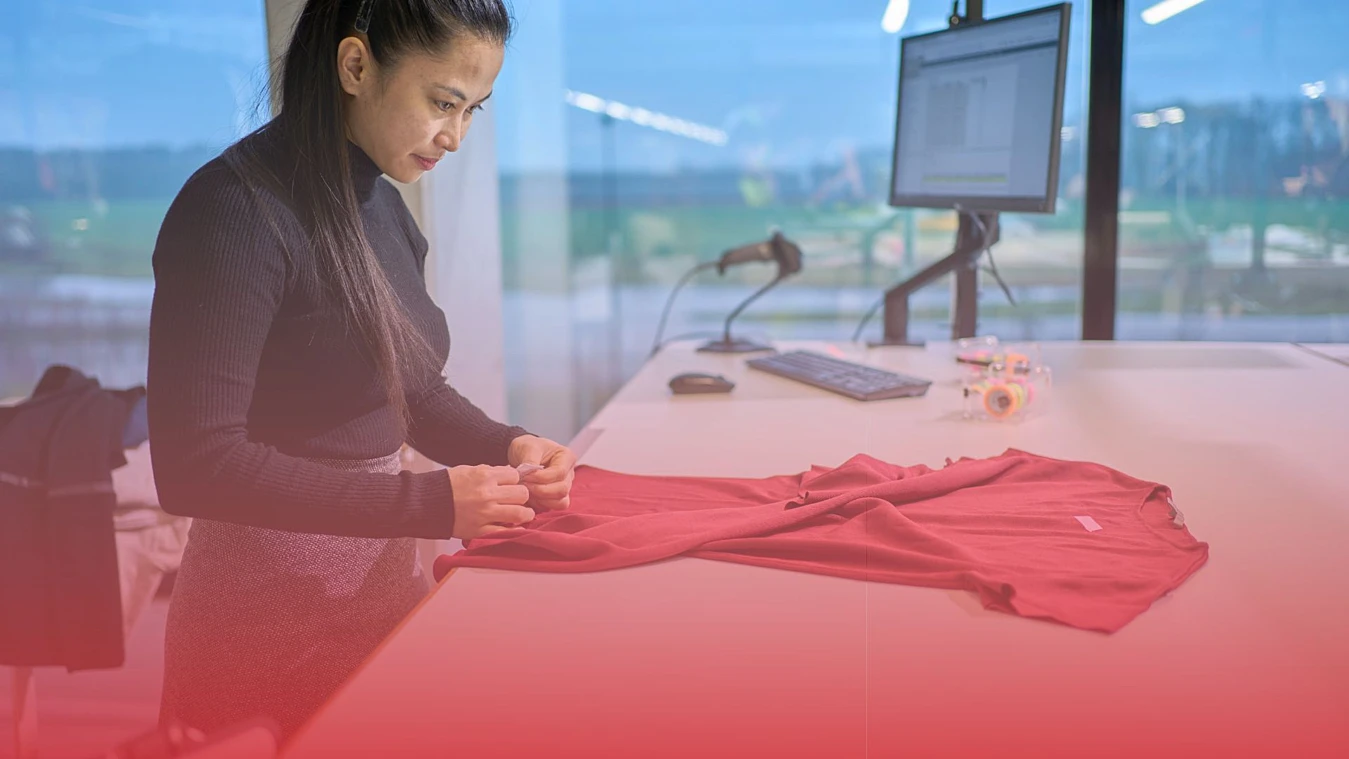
[228,0,512,433]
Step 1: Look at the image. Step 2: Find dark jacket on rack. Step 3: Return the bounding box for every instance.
[0,365,142,671]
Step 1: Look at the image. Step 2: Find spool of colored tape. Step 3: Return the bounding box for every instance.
[983,385,1018,418]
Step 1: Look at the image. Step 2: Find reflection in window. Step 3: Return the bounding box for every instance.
[0,1,269,398]
[497,0,1086,440]
[1118,0,1349,340]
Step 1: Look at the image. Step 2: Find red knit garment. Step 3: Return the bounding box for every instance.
[433,449,1210,633]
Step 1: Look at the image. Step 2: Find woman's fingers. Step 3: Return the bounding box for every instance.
[522,467,564,485]
[493,483,531,505]
[541,496,570,511]
[522,448,576,480]
[522,461,572,484]
[488,466,522,485]
[527,480,571,500]
[529,491,571,511]
[525,459,574,509]
[548,447,578,472]
[487,503,536,526]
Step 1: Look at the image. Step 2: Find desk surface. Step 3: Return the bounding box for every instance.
[1295,342,1349,367]
[285,341,1349,758]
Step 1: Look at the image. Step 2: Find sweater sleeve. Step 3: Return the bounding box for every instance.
[405,378,530,468]
[146,167,458,539]
[389,188,531,468]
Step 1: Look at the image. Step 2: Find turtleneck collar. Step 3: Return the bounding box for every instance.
[347,140,383,199]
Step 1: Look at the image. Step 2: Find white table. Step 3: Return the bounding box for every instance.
[284,340,1349,758]
[1295,342,1349,367]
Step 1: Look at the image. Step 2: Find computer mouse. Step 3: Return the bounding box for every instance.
[669,372,735,394]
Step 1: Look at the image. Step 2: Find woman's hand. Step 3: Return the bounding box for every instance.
[507,434,577,511]
[446,465,534,539]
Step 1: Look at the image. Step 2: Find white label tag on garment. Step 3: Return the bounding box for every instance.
[1075,516,1103,532]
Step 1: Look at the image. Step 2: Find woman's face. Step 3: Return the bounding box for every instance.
[339,34,504,184]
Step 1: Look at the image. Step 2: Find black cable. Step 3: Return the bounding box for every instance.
[964,212,1016,307]
[852,291,887,343]
[982,256,1016,306]
[650,260,719,356]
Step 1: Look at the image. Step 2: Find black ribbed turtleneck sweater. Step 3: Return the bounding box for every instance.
[146,126,526,539]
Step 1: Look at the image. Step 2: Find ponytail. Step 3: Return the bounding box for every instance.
[224,0,512,433]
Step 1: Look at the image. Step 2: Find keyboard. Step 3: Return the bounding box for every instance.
[746,350,932,401]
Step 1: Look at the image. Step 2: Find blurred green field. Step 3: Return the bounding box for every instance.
[6,200,170,277]
[5,194,1345,292]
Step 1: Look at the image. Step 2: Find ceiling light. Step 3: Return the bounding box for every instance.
[882,0,911,33]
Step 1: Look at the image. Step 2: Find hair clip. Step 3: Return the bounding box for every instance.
[354,0,375,34]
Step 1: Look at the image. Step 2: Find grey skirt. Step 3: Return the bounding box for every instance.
[159,452,430,741]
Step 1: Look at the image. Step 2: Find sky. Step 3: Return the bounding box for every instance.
[1,0,1346,173]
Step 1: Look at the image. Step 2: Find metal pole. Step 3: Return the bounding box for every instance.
[950,0,984,340]
[1082,0,1127,339]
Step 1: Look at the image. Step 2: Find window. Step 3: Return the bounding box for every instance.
[1117,0,1349,340]
[0,0,270,398]
[496,0,1087,440]
[981,0,1087,340]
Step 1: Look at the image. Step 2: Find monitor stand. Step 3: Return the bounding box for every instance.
[868,211,998,348]
[869,0,1003,349]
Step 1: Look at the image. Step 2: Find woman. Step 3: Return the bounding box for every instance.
[146,0,573,741]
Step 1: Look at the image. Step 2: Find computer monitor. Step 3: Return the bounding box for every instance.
[889,3,1070,214]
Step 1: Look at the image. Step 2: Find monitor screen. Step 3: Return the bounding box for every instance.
[889,4,1070,213]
